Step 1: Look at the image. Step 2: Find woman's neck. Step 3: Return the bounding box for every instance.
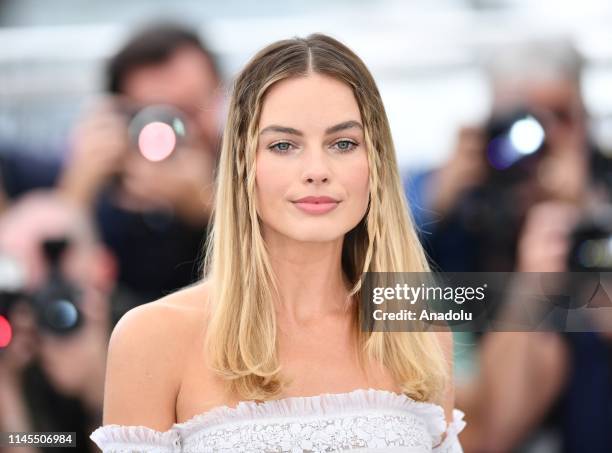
[266,237,352,327]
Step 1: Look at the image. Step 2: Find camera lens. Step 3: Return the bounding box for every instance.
[127,104,187,162]
[486,112,546,171]
[42,299,80,332]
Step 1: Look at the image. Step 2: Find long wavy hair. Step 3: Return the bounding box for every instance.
[201,33,448,403]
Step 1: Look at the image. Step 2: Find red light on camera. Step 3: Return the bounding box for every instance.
[0,315,12,347]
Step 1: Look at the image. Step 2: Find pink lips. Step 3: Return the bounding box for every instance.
[292,196,340,215]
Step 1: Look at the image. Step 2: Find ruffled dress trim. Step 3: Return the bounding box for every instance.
[90,388,466,451]
[433,408,467,451]
[90,424,181,452]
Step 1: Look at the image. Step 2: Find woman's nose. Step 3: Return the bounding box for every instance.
[301,149,331,184]
[305,174,329,184]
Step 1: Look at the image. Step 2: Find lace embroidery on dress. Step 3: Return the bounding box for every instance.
[90,388,466,452]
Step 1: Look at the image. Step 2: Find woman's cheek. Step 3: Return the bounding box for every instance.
[255,161,286,218]
[346,157,369,199]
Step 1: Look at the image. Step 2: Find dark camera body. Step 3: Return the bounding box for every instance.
[108,101,190,192]
[568,206,612,272]
[442,108,550,270]
[114,101,188,154]
[450,106,612,272]
[484,108,549,182]
[0,238,83,349]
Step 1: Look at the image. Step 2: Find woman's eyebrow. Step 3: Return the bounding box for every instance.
[259,120,363,136]
[259,125,303,136]
[325,120,363,134]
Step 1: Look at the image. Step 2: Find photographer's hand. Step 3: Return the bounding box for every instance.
[425,126,487,217]
[516,201,581,272]
[58,98,131,208]
[0,370,42,453]
[0,303,42,453]
[121,144,215,226]
[537,133,588,204]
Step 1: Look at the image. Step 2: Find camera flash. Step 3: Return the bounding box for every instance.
[138,121,177,162]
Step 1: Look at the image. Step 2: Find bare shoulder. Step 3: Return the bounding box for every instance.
[155,280,212,318]
[109,280,211,361]
[101,280,211,430]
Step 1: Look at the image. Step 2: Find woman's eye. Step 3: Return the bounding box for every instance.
[269,142,293,153]
[333,140,358,152]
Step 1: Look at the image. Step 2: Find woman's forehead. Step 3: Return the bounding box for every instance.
[258,74,361,133]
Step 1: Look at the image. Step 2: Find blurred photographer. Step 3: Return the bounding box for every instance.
[58,22,223,302]
[0,191,133,453]
[405,38,612,452]
[411,38,596,272]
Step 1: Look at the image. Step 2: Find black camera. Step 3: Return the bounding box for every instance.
[118,102,189,162]
[443,108,550,270]
[484,107,548,184]
[568,143,612,272]
[107,102,191,195]
[568,206,612,272]
[0,237,83,349]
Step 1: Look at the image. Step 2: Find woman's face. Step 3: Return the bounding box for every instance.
[255,73,370,243]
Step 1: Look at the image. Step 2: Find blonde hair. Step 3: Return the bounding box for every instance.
[202,33,448,403]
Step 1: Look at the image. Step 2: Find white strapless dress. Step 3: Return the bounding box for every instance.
[90,388,466,452]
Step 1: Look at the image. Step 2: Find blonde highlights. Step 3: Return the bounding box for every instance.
[202,34,448,402]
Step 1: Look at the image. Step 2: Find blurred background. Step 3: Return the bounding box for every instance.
[0,0,611,452]
[1,0,611,168]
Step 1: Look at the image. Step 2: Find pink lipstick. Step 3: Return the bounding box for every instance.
[292,196,340,215]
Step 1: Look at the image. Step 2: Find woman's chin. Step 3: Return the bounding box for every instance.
[287,231,346,244]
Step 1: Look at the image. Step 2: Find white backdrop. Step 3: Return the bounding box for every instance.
[0,0,610,171]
